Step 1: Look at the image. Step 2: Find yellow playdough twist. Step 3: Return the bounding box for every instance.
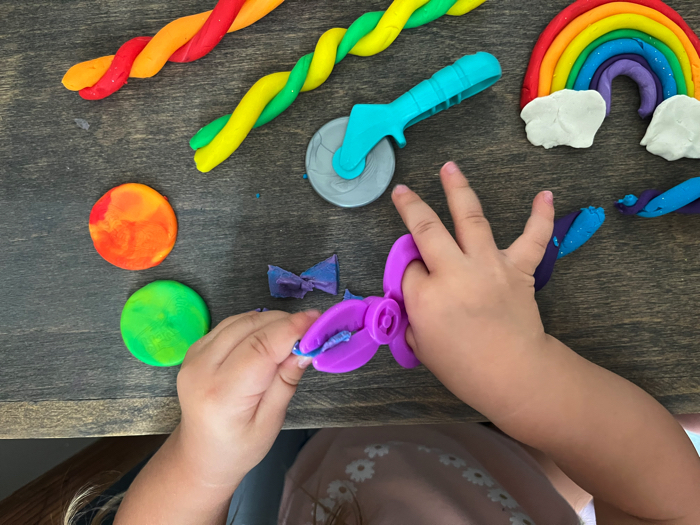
[190,0,488,172]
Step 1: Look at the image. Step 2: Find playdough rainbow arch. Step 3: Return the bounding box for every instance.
[520,0,700,161]
[521,0,700,109]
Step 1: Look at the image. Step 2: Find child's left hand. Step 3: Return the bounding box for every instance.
[173,309,320,491]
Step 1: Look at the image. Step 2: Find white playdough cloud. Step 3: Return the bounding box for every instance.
[641,95,700,161]
[521,89,606,149]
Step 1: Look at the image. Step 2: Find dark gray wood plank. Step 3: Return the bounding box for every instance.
[1,0,700,437]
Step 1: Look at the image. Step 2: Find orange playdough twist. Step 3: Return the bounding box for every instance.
[62,0,283,92]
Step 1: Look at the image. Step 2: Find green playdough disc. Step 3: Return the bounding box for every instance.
[120,280,210,367]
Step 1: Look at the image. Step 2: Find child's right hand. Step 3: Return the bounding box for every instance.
[391,161,556,417]
[393,163,700,525]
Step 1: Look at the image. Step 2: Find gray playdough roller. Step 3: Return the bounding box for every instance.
[305,52,502,208]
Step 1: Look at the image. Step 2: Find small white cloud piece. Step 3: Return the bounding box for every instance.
[641,95,700,161]
[521,90,606,149]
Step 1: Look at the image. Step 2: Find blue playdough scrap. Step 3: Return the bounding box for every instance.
[343,289,364,301]
[300,255,339,294]
[267,266,314,298]
[292,330,352,357]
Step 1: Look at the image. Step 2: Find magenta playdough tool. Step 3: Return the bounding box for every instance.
[298,234,422,373]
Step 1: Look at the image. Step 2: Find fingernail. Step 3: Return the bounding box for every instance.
[543,191,554,206]
[442,161,459,175]
[297,356,313,369]
[304,309,321,320]
[393,184,409,195]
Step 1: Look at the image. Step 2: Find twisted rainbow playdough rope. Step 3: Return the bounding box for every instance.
[189,0,488,173]
[62,0,284,99]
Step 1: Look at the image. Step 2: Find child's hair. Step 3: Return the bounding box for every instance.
[301,484,366,525]
[63,486,124,525]
[65,484,365,525]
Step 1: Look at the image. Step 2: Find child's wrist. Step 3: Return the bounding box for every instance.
[169,425,248,496]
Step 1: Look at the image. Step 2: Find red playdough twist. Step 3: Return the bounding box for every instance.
[78,0,246,100]
[521,0,700,108]
[80,37,152,100]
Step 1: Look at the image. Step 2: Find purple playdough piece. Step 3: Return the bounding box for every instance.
[590,54,663,110]
[615,189,700,215]
[595,59,659,118]
[268,254,339,298]
[533,210,581,292]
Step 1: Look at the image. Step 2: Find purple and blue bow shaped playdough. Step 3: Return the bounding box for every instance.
[268,255,339,299]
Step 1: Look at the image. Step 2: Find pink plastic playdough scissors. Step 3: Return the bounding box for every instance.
[297,234,423,373]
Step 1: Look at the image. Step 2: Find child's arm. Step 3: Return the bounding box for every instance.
[392,162,700,524]
[113,309,319,525]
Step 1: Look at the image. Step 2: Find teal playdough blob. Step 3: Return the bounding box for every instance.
[120,280,210,367]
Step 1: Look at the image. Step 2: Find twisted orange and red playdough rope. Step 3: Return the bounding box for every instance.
[62,0,283,99]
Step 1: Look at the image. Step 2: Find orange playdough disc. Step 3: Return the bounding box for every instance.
[89,183,177,270]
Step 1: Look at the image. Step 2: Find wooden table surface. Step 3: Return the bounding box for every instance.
[2,0,699,439]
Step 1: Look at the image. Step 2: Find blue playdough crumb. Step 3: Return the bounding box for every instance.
[303,173,308,179]
[343,289,364,301]
[619,194,639,206]
[256,193,260,199]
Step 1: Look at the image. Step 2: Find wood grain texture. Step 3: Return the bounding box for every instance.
[0,435,166,525]
[1,0,699,438]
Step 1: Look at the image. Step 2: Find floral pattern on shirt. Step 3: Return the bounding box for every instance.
[488,488,519,509]
[463,467,495,487]
[327,479,357,502]
[364,444,390,458]
[510,512,536,525]
[329,441,536,524]
[439,453,467,468]
[312,498,335,522]
[345,459,375,482]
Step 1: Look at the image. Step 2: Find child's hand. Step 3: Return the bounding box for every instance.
[174,309,319,490]
[392,161,555,415]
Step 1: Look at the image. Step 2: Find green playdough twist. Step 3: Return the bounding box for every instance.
[190,0,487,171]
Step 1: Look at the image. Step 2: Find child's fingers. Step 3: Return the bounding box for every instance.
[504,191,555,275]
[256,353,312,428]
[196,311,256,347]
[440,162,497,255]
[391,184,463,272]
[183,311,258,365]
[402,259,429,307]
[196,310,290,367]
[220,310,320,380]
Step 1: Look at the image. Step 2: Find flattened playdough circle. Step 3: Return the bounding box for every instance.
[121,280,210,367]
[89,183,177,270]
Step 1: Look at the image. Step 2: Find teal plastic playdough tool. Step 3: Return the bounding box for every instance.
[305,52,502,207]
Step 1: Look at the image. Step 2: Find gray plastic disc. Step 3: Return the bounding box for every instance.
[305,117,395,208]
